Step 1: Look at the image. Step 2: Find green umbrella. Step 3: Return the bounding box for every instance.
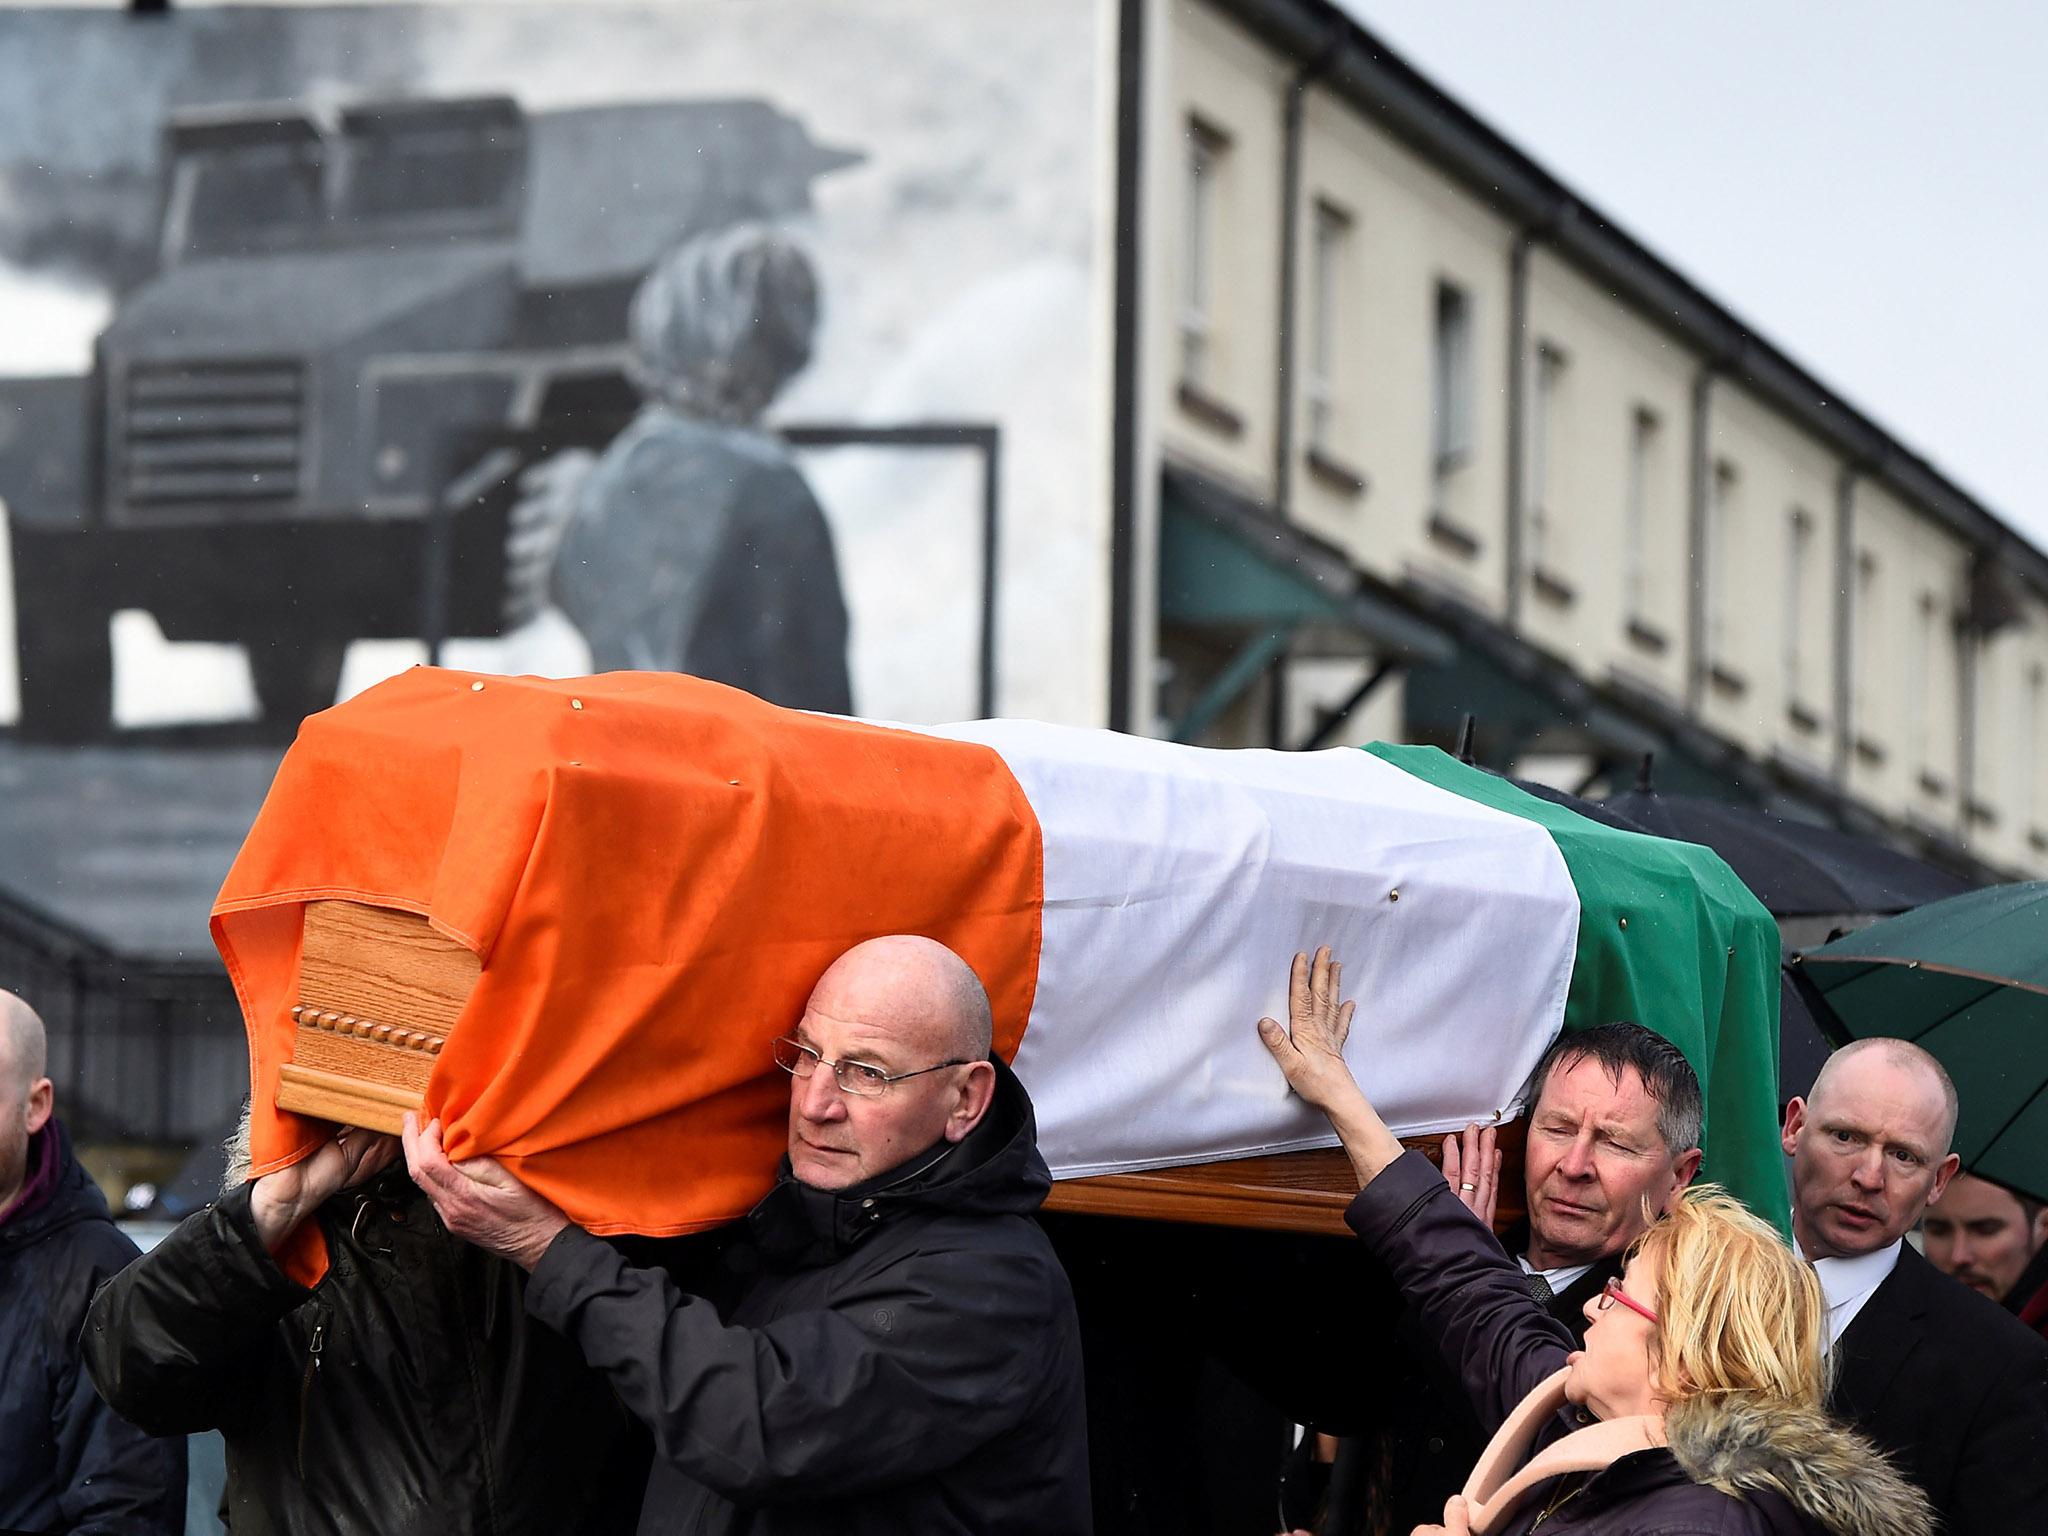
[1794,881,2048,1203]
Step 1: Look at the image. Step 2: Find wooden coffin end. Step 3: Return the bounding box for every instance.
[274,901,480,1134]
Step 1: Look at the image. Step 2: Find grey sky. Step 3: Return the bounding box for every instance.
[1338,1,2048,550]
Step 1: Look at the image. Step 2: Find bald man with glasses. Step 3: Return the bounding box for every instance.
[407,934,1091,1536]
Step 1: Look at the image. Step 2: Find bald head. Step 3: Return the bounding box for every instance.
[1784,1035,1963,1259]
[0,990,48,1096]
[0,991,53,1212]
[785,937,999,1190]
[1811,1037,1958,1155]
[809,936,993,1063]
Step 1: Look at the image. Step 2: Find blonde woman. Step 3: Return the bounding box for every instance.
[1260,949,1931,1536]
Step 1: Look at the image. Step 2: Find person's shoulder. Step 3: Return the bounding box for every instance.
[1900,1245,2048,1358]
[865,1210,1073,1307]
[17,1201,139,1272]
[1610,1480,1795,1536]
[13,1210,138,1338]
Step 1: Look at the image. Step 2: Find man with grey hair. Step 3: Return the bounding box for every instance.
[406,933,1091,1536]
[0,988,184,1534]
[1783,1035,2048,1531]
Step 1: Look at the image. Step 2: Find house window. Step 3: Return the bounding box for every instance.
[1305,198,1350,453]
[1784,507,1813,704]
[1705,460,1739,665]
[1431,281,1474,483]
[1529,342,1566,574]
[1623,407,1659,620]
[1179,118,1228,392]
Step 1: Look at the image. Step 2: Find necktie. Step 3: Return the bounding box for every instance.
[1525,1270,1555,1305]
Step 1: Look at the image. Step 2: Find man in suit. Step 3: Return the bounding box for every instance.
[1284,1020,1704,1533]
[1782,1037,2048,1532]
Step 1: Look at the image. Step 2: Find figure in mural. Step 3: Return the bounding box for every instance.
[505,222,854,713]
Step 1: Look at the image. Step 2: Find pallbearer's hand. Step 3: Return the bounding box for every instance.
[402,1112,571,1271]
[249,1127,398,1254]
[1441,1122,1500,1228]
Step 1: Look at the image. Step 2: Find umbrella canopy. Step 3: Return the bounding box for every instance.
[1795,882,2048,1203]
[1602,788,1975,918]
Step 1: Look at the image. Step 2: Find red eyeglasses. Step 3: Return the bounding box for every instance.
[1598,1276,1660,1324]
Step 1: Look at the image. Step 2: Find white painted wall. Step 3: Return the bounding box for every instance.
[1161,0,2048,872]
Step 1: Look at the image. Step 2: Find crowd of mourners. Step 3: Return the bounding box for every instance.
[3,933,2045,1535]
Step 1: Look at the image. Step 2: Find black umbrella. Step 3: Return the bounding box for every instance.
[1604,765,1974,919]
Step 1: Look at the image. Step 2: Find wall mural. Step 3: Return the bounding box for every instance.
[0,0,1109,740]
[0,0,1108,1145]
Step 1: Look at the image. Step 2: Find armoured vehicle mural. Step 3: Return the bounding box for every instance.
[3,92,859,737]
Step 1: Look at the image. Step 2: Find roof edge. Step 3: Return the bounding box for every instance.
[1213,0,2048,601]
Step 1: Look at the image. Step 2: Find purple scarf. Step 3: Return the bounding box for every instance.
[0,1119,60,1230]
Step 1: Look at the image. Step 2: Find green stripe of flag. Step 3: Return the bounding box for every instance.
[1369,744,1788,1233]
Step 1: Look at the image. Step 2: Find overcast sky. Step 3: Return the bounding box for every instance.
[1338,1,2048,550]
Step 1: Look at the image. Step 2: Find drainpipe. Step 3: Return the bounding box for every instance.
[1830,462,1862,788]
[1683,356,1729,714]
[1272,22,1348,519]
[1957,620,1980,845]
[1502,208,1567,633]
[1503,231,1535,632]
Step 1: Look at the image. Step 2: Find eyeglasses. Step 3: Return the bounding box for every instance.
[1598,1276,1659,1325]
[771,1036,968,1098]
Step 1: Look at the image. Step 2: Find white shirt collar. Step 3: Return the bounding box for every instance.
[1808,1239,1902,1347]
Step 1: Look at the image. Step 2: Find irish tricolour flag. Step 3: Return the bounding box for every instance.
[216,670,1784,1236]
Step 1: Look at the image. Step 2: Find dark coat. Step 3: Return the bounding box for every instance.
[0,1118,185,1536]
[524,1058,1091,1536]
[1346,1153,1930,1536]
[1831,1241,2048,1533]
[2002,1236,2048,1342]
[1280,1226,1624,1533]
[82,1167,648,1536]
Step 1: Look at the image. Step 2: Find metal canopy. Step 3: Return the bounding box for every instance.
[1159,466,1453,662]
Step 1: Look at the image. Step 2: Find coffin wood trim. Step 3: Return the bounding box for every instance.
[277,1064,431,1134]
[1041,1120,1529,1238]
[276,900,480,1134]
[280,900,1531,1237]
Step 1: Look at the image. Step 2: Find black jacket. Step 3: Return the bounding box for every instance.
[0,1118,184,1536]
[1347,1153,1931,1536]
[1831,1242,2048,1534]
[1318,1220,1622,1531]
[525,1057,1091,1535]
[1282,1224,1623,1535]
[82,1167,648,1536]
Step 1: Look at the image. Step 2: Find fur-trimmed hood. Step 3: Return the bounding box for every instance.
[1667,1394,1934,1536]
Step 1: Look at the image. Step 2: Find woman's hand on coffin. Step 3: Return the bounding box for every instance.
[1441,1122,1501,1228]
[402,1112,571,1272]
[1257,947,1406,1189]
[1256,946,1363,1115]
[249,1126,399,1254]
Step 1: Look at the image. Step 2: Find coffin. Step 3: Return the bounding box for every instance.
[222,670,1626,1251]
[276,896,1527,1236]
